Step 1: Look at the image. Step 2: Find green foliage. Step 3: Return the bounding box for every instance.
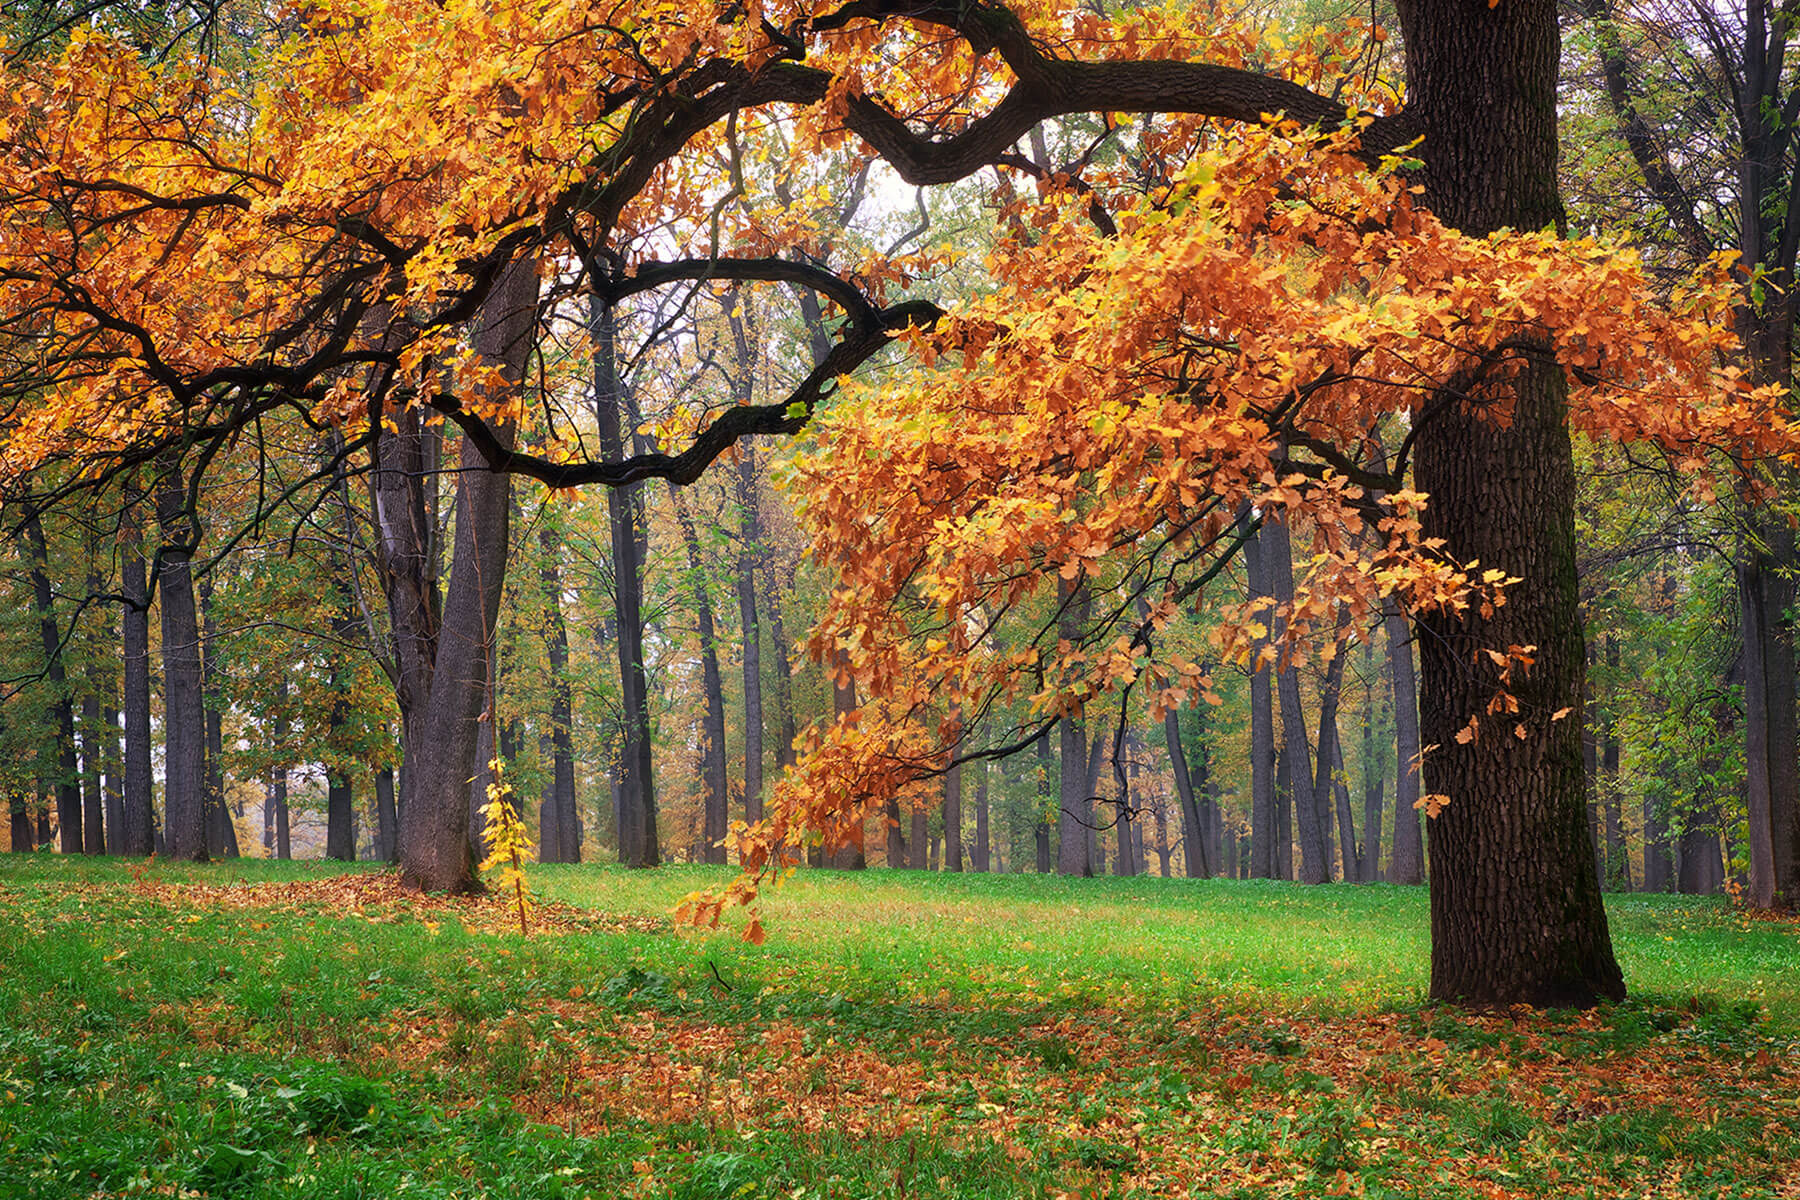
[1,858,1795,1198]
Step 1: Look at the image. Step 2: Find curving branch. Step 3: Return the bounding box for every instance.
[433,297,944,487]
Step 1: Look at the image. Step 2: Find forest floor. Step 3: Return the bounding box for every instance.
[1,856,1796,1199]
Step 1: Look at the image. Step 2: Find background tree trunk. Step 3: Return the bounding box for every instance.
[1167,705,1211,879]
[670,487,730,865]
[1245,516,1277,878]
[592,297,658,869]
[200,577,237,858]
[25,516,80,854]
[973,759,990,872]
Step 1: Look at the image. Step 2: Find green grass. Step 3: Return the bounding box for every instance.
[0,855,1795,1198]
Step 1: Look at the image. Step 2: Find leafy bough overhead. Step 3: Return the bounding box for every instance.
[0,0,1412,511]
[0,0,1791,938]
[712,123,1793,915]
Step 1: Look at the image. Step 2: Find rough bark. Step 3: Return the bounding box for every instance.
[394,259,532,892]
[1402,0,1624,1006]
[154,465,207,861]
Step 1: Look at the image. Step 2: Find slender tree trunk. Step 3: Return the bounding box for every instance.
[118,507,155,857]
[1678,801,1723,894]
[1245,514,1277,878]
[910,794,930,869]
[828,651,866,868]
[1360,634,1385,882]
[373,766,398,862]
[944,761,963,872]
[1738,530,1797,908]
[1401,0,1623,1005]
[1275,749,1293,880]
[538,521,578,863]
[1035,730,1054,873]
[103,695,123,856]
[669,487,730,865]
[8,785,30,851]
[973,759,990,872]
[24,516,81,854]
[727,306,768,825]
[326,769,355,860]
[591,298,658,869]
[1261,512,1327,882]
[199,577,237,858]
[1057,577,1094,876]
[762,563,800,776]
[1382,597,1423,884]
[1167,705,1211,879]
[81,660,105,855]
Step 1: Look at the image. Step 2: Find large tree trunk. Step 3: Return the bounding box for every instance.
[1401,0,1623,1006]
[394,260,532,892]
[154,466,207,861]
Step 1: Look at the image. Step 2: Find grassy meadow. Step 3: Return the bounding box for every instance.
[0,855,1795,1198]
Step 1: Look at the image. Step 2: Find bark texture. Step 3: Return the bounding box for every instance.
[394,259,533,892]
[1402,0,1624,1006]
